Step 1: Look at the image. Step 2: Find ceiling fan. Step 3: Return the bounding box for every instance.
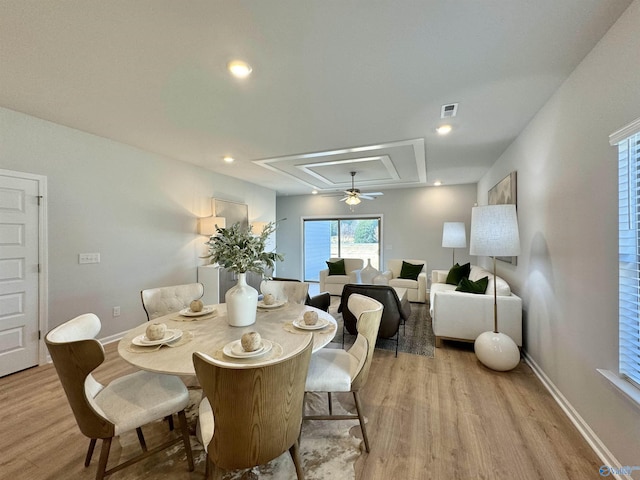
[340,171,383,206]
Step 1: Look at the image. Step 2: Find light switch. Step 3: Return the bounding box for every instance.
[79,253,101,264]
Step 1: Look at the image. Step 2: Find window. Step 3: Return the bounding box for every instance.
[612,118,640,390]
[303,217,381,282]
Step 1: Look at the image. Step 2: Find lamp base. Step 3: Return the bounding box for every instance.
[474,331,520,371]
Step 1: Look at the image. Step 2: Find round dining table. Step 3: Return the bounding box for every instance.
[118,302,337,376]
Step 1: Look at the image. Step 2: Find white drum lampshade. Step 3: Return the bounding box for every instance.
[442,222,467,265]
[469,204,521,371]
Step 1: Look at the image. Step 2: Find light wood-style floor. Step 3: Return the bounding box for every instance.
[0,341,602,480]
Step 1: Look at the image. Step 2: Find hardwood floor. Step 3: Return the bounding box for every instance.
[0,341,602,479]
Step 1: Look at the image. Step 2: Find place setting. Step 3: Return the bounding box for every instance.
[211,331,284,366]
[257,293,286,310]
[284,310,336,335]
[172,299,218,321]
[127,322,193,353]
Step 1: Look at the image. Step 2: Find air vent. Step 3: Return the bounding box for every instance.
[440,103,459,118]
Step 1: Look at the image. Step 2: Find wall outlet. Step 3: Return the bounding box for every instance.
[79,253,101,264]
[113,306,120,317]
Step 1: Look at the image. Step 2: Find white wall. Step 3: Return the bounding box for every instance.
[1,107,276,338]
[477,0,640,470]
[276,184,477,280]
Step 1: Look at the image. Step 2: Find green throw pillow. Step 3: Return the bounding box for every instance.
[456,276,488,294]
[446,262,471,285]
[399,261,424,281]
[326,259,347,276]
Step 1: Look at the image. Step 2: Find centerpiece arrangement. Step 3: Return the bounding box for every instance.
[205,221,283,326]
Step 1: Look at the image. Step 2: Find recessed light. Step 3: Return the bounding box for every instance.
[223,156,234,163]
[311,190,318,195]
[434,181,442,186]
[227,60,252,78]
[436,125,452,135]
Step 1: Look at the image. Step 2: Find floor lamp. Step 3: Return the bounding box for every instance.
[442,222,467,266]
[469,204,521,371]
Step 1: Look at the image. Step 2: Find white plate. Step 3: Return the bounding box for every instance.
[257,300,286,309]
[132,329,183,346]
[179,305,216,317]
[223,339,273,359]
[292,317,331,331]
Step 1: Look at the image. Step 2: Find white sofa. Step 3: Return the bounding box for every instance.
[374,259,427,303]
[319,258,363,296]
[430,265,522,347]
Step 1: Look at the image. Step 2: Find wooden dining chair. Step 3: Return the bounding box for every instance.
[193,337,313,479]
[260,279,309,304]
[45,313,194,480]
[140,282,204,320]
[303,293,383,452]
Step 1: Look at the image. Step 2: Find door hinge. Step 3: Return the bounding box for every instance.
[38,330,41,340]
[37,195,43,206]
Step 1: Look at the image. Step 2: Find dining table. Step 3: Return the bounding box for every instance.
[117,302,337,376]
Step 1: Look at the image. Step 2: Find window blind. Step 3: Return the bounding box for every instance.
[614,120,640,389]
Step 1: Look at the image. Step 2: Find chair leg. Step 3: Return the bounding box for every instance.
[327,392,333,415]
[177,409,195,471]
[96,437,112,480]
[136,427,147,451]
[289,440,305,480]
[352,391,370,453]
[165,414,174,430]
[395,330,399,357]
[85,438,97,467]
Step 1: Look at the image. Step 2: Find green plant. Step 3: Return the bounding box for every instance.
[205,221,283,275]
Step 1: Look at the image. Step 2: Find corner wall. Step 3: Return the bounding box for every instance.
[0,107,276,338]
[477,0,640,470]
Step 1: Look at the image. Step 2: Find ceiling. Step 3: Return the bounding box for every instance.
[0,1,631,196]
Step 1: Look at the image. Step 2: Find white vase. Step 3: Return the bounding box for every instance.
[225,272,258,327]
[474,331,520,371]
[359,258,379,284]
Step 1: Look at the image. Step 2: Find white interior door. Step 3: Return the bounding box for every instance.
[0,173,40,377]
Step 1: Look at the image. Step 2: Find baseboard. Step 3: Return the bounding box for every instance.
[523,351,633,480]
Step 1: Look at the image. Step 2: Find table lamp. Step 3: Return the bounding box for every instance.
[442,222,467,266]
[469,204,521,371]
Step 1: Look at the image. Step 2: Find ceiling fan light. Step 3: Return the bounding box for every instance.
[345,196,361,206]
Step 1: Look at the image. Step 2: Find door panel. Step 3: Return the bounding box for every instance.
[0,175,39,377]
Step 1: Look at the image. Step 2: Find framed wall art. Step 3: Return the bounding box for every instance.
[214,199,249,229]
[488,171,517,264]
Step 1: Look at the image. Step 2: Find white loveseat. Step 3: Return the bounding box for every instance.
[430,265,522,347]
[374,259,427,303]
[319,258,364,296]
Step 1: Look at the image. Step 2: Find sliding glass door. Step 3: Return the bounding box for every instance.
[303,217,381,282]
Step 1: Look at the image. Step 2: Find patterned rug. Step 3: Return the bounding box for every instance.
[329,299,435,358]
[105,390,363,480]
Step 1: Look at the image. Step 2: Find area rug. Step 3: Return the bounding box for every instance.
[107,390,362,480]
[329,298,435,358]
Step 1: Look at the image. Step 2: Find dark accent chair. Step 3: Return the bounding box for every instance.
[272,277,331,312]
[339,284,411,356]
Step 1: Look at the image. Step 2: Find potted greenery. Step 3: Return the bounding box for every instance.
[205,221,283,326]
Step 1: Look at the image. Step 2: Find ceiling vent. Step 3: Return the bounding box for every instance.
[440,103,459,119]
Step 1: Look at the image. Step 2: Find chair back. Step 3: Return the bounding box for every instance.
[45,313,114,439]
[340,284,406,338]
[141,282,204,320]
[345,294,384,390]
[193,338,313,471]
[328,257,364,273]
[386,259,426,278]
[260,280,309,304]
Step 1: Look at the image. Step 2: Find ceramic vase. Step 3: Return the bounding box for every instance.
[225,273,258,327]
[359,258,380,284]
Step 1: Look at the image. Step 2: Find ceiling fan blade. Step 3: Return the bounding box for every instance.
[361,192,383,196]
[359,195,377,200]
[339,197,348,202]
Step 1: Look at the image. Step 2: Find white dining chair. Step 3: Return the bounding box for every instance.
[45,313,194,480]
[140,282,204,320]
[260,279,309,304]
[303,293,383,452]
